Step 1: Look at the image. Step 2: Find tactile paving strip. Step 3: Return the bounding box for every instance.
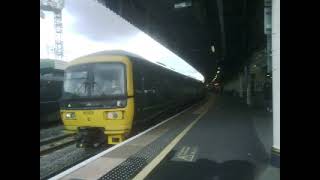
[98,114,198,180]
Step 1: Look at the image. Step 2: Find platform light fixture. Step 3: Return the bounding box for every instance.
[211,45,215,53]
[174,1,192,9]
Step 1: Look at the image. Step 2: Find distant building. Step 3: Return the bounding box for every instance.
[40,58,68,70]
[40,59,67,81]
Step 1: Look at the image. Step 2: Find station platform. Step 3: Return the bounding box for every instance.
[50,94,279,180]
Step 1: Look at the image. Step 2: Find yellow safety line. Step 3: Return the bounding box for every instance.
[133,99,212,180]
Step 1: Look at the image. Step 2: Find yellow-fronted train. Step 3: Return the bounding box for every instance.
[60,50,205,148]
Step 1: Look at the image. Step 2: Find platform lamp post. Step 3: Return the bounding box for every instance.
[271,0,280,168]
[243,65,251,106]
[239,72,243,98]
[246,66,251,106]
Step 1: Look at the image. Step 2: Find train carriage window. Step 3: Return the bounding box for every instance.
[40,80,63,100]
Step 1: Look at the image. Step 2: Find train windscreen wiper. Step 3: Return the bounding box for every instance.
[74,81,91,96]
[92,81,105,96]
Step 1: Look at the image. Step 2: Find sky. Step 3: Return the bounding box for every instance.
[40,0,204,82]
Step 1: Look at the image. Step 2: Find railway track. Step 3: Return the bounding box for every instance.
[40,103,198,179]
[40,133,75,145]
[40,102,194,157]
[40,134,77,156]
[40,144,109,180]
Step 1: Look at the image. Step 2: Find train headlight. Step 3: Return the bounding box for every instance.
[65,112,76,119]
[105,111,123,120]
[116,100,127,107]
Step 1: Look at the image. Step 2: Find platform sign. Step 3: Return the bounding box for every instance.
[264,0,272,34]
[172,146,198,162]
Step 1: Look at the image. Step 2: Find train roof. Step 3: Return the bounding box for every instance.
[71,50,203,83]
[80,50,145,60]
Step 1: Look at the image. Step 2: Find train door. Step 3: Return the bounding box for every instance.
[132,59,146,124]
[132,59,157,123]
[141,64,155,120]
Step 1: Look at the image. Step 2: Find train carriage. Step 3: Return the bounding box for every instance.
[40,68,64,126]
[60,50,204,146]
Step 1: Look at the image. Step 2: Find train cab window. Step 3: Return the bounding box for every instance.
[64,71,89,97]
[92,63,125,96]
[63,63,126,99]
